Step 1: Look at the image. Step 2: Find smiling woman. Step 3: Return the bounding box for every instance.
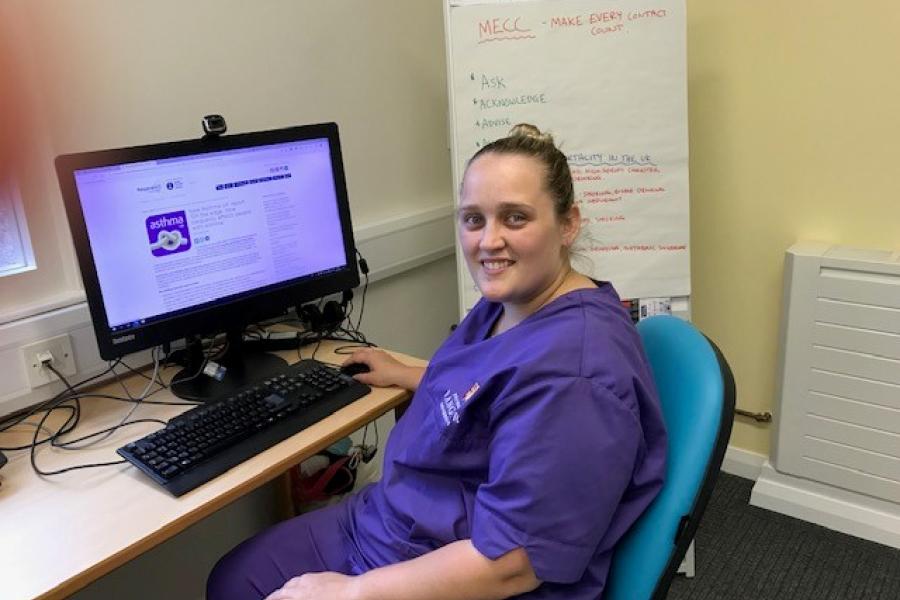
[457,125,590,333]
[207,125,668,600]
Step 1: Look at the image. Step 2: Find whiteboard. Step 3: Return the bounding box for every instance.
[445,0,690,312]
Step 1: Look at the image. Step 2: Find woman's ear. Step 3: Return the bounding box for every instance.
[561,204,581,247]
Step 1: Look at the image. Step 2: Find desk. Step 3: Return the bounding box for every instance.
[0,342,419,600]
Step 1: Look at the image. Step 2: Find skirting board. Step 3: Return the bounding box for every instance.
[721,445,766,481]
[721,448,900,550]
[750,461,900,550]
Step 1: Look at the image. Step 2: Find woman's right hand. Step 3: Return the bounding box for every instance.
[341,348,425,391]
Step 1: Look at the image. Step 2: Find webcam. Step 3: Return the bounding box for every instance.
[201,114,227,138]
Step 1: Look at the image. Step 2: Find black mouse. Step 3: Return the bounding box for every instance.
[340,362,371,376]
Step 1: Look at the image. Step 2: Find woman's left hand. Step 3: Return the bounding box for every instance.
[264,572,359,600]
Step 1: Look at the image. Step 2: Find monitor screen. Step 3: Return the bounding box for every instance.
[56,123,359,364]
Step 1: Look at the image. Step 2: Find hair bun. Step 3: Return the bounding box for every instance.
[508,123,555,145]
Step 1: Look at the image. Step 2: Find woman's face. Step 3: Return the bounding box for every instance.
[458,153,578,312]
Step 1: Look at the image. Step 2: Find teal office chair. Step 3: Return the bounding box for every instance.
[604,315,736,600]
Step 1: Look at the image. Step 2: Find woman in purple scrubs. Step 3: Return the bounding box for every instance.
[208,124,667,600]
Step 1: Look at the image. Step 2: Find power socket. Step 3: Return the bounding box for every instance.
[21,334,77,388]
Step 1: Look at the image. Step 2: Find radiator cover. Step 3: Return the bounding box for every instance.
[773,241,900,504]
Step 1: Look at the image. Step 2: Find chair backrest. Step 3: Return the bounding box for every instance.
[604,315,735,600]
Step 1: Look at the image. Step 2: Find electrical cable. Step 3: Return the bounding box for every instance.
[0,386,196,454]
[166,335,219,392]
[115,353,168,389]
[0,405,77,451]
[0,359,121,440]
[0,349,173,473]
[56,348,163,450]
[48,418,167,456]
[354,250,369,334]
[26,363,171,475]
[29,420,168,477]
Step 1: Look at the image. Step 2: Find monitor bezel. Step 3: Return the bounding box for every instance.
[56,122,360,359]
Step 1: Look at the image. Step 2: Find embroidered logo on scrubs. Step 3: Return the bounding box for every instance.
[464,382,480,402]
[440,390,463,426]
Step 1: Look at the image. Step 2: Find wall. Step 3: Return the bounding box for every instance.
[0,0,452,317]
[686,1,900,455]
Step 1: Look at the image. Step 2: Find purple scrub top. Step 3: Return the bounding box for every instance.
[345,282,667,599]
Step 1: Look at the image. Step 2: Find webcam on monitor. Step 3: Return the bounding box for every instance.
[201,114,227,138]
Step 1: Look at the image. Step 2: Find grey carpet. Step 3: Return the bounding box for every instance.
[666,473,900,599]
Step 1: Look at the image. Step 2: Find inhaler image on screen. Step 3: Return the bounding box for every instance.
[150,229,188,252]
[146,210,192,256]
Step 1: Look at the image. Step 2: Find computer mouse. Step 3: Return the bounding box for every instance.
[340,362,371,377]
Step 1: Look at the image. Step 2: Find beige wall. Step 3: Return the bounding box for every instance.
[687,1,900,454]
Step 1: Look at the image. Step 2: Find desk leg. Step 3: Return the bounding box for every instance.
[278,470,297,519]
[394,399,411,422]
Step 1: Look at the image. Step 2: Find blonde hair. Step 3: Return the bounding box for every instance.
[465,123,574,218]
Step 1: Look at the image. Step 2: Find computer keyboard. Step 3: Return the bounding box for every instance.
[118,359,370,497]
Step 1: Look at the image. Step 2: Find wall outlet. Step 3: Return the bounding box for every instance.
[21,334,77,388]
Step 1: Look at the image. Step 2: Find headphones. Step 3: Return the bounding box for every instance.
[298,290,352,333]
[298,254,368,334]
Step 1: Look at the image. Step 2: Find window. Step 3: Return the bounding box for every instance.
[0,179,36,278]
[0,5,83,322]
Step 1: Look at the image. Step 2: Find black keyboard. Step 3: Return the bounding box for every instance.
[118,359,370,497]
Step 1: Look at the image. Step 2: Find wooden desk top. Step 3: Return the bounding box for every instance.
[0,342,417,600]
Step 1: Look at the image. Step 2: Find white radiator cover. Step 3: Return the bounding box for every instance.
[751,241,900,547]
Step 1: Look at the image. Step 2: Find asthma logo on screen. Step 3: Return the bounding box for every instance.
[146,211,191,256]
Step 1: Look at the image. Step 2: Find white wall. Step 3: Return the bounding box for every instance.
[0,0,452,316]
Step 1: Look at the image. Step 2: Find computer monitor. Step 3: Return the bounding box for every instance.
[56,122,360,400]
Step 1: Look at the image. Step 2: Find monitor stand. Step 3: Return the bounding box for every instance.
[169,329,288,402]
